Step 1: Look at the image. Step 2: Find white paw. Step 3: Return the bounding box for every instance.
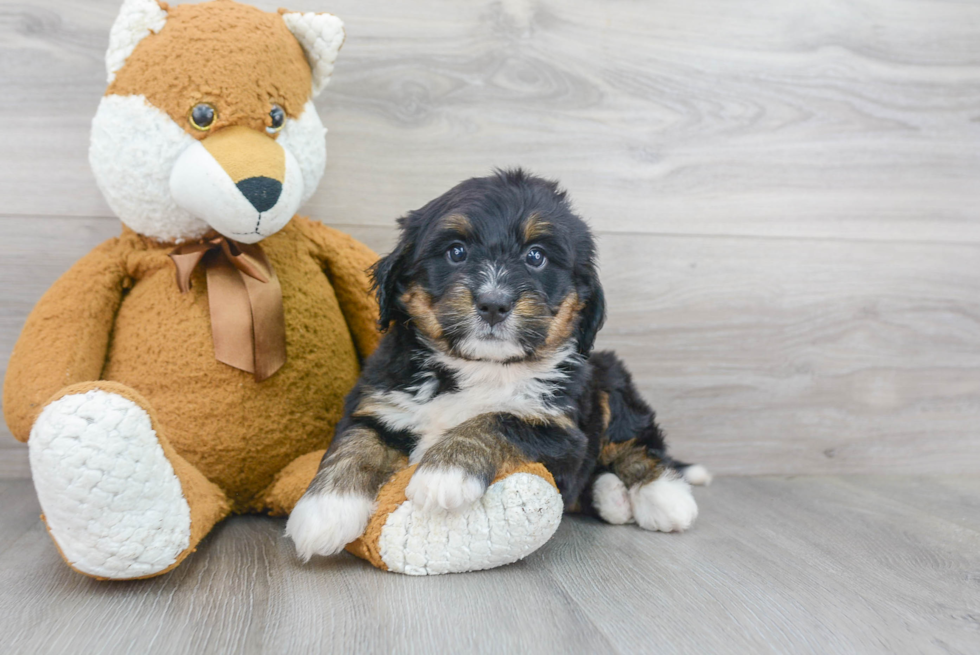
[592,472,633,525]
[286,492,375,561]
[681,464,713,486]
[405,467,486,513]
[630,472,698,533]
[29,389,191,579]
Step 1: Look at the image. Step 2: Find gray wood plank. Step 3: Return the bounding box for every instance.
[544,476,980,654]
[595,231,980,475]
[2,216,978,476]
[0,477,977,654]
[1,0,979,242]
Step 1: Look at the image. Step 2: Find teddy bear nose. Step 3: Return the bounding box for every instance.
[236,176,282,213]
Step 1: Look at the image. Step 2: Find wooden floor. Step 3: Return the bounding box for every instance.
[1,1,979,652]
[2,0,980,477]
[1,475,977,654]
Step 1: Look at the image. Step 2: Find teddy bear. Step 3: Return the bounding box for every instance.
[2,0,563,579]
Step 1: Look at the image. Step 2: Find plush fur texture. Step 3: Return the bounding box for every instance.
[9,0,571,579]
[2,0,386,580]
[92,0,336,243]
[5,219,379,507]
[289,170,709,567]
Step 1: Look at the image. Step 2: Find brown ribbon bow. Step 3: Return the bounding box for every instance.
[170,234,286,381]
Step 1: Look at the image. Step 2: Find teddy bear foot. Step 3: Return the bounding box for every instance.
[29,389,193,579]
[367,465,563,575]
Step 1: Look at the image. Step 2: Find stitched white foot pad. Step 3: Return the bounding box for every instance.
[378,472,563,575]
[29,390,191,579]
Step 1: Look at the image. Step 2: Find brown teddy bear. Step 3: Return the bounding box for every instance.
[2,0,562,579]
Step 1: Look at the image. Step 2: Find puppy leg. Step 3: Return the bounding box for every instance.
[407,415,523,513]
[596,440,698,532]
[589,352,701,531]
[286,426,406,561]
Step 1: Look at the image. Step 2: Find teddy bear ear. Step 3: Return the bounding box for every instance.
[280,10,346,97]
[105,0,168,84]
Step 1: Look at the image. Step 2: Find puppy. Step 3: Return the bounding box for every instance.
[287,169,710,559]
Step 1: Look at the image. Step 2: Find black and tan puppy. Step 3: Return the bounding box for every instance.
[287,169,710,559]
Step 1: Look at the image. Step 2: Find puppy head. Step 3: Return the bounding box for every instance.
[372,169,605,361]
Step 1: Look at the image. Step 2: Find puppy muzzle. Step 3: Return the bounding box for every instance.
[475,289,514,327]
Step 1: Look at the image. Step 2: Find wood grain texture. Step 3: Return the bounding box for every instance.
[2,0,980,477]
[1,0,979,242]
[2,216,978,477]
[0,476,978,654]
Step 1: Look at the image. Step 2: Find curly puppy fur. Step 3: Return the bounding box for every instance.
[289,170,708,559]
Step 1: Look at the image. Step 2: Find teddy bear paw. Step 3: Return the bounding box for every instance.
[29,389,191,579]
[378,471,563,575]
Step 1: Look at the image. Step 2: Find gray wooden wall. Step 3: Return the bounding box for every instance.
[2,0,978,478]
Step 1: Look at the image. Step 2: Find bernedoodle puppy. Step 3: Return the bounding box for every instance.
[287,169,710,559]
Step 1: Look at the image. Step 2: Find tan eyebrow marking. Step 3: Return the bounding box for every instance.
[522,213,552,242]
[440,213,472,236]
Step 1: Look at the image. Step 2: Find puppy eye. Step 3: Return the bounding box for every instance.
[525,246,546,268]
[447,243,467,263]
[266,104,285,134]
[189,103,216,131]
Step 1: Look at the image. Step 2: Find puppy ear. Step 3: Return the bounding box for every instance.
[369,238,409,332]
[575,271,605,355]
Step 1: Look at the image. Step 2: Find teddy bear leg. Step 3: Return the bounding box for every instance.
[28,382,230,580]
[346,462,564,575]
[258,450,326,516]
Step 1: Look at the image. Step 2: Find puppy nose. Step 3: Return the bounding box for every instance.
[236,176,282,213]
[476,291,513,327]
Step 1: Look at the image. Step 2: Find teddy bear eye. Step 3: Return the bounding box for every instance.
[189,103,216,131]
[267,104,285,134]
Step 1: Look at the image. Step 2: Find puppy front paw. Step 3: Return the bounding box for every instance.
[286,492,375,561]
[592,472,634,525]
[405,466,487,512]
[629,472,698,533]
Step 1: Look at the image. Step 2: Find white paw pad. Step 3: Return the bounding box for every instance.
[592,472,633,524]
[630,472,699,533]
[286,492,375,561]
[379,472,563,575]
[28,390,191,579]
[405,466,487,512]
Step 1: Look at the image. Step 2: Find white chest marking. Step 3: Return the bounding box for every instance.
[368,347,576,463]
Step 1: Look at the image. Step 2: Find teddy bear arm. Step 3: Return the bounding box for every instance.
[294,217,381,360]
[2,239,130,441]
